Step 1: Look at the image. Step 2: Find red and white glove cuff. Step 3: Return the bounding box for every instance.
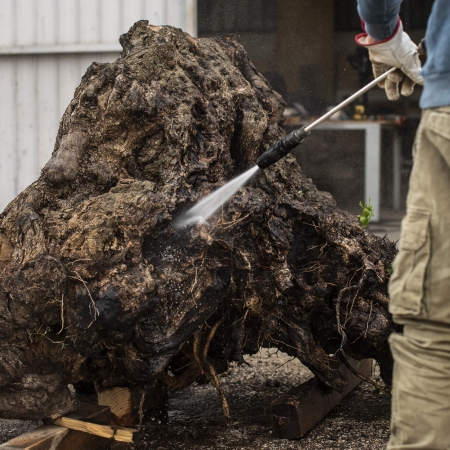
[355,18,401,47]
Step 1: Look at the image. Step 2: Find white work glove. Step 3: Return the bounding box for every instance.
[356,21,424,101]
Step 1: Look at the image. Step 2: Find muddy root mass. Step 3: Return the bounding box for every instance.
[0,22,396,420]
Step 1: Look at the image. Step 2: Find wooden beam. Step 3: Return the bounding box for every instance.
[0,404,111,450]
[270,358,372,439]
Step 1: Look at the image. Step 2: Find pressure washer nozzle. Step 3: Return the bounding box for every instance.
[256,126,309,169]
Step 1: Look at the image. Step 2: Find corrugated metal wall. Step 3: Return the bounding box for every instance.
[0,0,197,211]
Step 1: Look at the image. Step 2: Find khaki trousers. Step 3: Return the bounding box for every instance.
[387,106,450,450]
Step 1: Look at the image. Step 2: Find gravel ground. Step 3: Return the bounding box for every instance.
[0,350,390,449]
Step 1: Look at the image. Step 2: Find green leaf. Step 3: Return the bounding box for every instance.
[357,199,374,227]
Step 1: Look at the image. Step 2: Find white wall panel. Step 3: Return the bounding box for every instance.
[145,0,166,26]
[16,57,38,194]
[185,0,197,37]
[58,0,79,44]
[0,0,197,211]
[0,58,17,208]
[122,0,144,34]
[58,55,81,118]
[16,0,36,46]
[101,0,121,43]
[167,0,186,29]
[36,0,57,45]
[0,0,15,46]
[79,0,101,44]
[37,56,59,169]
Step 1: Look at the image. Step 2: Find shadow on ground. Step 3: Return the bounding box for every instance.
[103,350,391,450]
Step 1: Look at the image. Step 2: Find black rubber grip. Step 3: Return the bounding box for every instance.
[256,126,309,169]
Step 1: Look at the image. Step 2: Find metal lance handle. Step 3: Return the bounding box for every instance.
[256,66,397,169]
[256,126,309,169]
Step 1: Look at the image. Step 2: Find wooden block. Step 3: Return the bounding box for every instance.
[98,382,168,427]
[0,404,111,450]
[97,387,132,427]
[270,358,372,439]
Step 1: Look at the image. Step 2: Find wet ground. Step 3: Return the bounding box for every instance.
[105,350,391,450]
[0,350,391,450]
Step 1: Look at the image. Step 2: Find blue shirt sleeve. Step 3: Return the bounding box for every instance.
[356,0,403,40]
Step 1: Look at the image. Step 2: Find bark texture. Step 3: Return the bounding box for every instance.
[0,22,397,420]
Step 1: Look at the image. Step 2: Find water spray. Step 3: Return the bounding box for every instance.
[175,67,397,229]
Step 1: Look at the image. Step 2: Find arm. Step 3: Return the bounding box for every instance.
[357,0,403,41]
[355,0,423,101]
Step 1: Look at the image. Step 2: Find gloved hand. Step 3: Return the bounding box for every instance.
[356,21,423,101]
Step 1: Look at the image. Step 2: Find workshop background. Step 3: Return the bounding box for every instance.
[0,0,433,216]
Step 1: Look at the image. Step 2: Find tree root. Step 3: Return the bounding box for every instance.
[193,320,230,418]
[335,271,369,354]
[0,22,398,419]
[338,352,389,392]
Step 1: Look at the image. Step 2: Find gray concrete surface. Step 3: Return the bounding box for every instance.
[368,209,403,243]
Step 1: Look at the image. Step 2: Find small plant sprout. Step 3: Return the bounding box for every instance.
[357,200,374,228]
[387,262,394,276]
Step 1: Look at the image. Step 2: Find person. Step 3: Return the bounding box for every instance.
[355,1,450,449]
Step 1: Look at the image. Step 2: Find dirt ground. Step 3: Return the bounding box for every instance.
[0,350,390,449]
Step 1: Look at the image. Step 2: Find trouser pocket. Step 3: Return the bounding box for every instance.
[389,209,431,316]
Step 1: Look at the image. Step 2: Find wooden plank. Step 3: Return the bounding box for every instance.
[270,359,372,439]
[0,426,69,450]
[0,405,111,450]
[53,417,135,443]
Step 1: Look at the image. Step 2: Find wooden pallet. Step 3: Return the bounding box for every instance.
[270,358,372,439]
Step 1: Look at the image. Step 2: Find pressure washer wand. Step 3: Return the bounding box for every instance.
[256,67,397,169]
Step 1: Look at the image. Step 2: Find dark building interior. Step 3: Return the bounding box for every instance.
[197,1,433,217]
